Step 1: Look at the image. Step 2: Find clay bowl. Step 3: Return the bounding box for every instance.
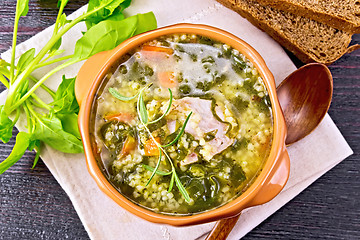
[75,23,290,226]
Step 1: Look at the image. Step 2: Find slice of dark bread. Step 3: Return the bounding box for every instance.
[216,0,360,64]
[256,0,360,33]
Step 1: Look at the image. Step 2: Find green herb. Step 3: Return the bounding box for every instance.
[142,164,171,176]
[0,0,157,174]
[145,149,162,186]
[147,89,172,124]
[138,91,148,124]
[162,112,192,147]
[110,85,192,202]
[174,173,190,201]
[168,173,175,192]
[109,88,139,101]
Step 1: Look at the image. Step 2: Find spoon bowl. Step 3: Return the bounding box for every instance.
[277,63,333,145]
[206,63,333,240]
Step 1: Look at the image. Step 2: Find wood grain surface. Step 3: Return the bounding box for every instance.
[0,0,359,239]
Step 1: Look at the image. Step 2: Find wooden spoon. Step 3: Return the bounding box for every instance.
[205,63,333,240]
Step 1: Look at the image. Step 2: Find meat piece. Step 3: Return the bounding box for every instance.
[180,152,199,166]
[167,97,234,161]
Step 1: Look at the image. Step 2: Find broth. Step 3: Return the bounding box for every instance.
[91,34,273,215]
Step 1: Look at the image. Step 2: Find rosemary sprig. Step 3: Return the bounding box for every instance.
[109,88,139,101]
[109,85,192,203]
[162,112,192,148]
[145,149,162,186]
[142,164,172,176]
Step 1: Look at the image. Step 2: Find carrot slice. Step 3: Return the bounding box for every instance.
[105,112,134,122]
[120,136,136,156]
[158,71,177,88]
[141,45,174,55]
[144,137,161,156]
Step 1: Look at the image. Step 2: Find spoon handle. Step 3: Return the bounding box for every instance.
[205,215,240,240]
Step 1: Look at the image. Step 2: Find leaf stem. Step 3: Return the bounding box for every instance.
[28,75,56,98]
[53,0,67,34]
[35,54,73,69]
[9,3,21,83]
[13,108,20,125]
[23,102,32,133]
[5,5,108,113]
[8,59,77,112]
[30,94,51,111]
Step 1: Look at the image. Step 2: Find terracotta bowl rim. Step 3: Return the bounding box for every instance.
[78,23,288,226]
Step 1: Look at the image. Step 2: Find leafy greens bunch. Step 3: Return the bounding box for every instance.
[0,0,157,174]
[109,86,193,202]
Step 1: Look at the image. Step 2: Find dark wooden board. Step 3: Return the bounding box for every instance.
[0,1,359,239]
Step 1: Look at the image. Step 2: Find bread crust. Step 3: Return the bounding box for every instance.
[256,0,360,34]
[216,0,359,65]
[256,0,360,33]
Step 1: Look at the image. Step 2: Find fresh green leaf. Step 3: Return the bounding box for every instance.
[0,132,30,174]
[148,88,172,124]
[57,13,71,30]
[32,150,41,169]
[32,114,83,153]
[28,139,40,151]
[74,17,136,61]
[109,87,138,101]
[56,113,81,139]
[162,112,192,147]
[74,13,156,61]
[51,75,79,114]
[142,164,172,176]
[48,49,65,58]
[104,0,128,13]
[28,138,41,169]
[119,0,132,10]
[133,11,157,35]
[85,0,130,29]
[49,38,62,54]
[138,92,148,124]
[145,149,162,186]
[0,105,14,143]
[16,0,30,18]
[17,48,35,73]
[100,8,124,22]
[174,172,190,202]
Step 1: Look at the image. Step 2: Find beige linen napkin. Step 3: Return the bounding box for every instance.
[0,0,353,239]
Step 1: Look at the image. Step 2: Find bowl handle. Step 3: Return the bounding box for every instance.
[75,50,111,106]
[247,148,290,207]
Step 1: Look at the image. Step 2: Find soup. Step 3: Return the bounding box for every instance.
[91,34,273,215]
